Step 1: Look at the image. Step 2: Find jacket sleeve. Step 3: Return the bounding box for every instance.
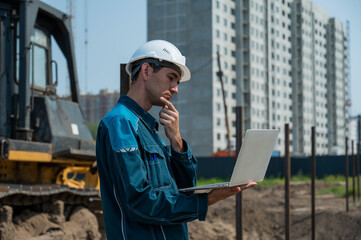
[170,140,199,189]
[99,119,208,225]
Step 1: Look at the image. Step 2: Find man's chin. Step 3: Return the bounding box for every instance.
[153,101,165,107]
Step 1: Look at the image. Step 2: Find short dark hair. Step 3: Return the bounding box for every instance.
[131,59,162,82]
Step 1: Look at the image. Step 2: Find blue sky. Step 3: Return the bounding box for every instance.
[43,0,360,116]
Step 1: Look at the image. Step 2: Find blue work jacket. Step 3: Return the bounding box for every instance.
[96,95,208,240]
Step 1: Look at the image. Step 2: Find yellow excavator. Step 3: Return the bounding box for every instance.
[0,0,100,221]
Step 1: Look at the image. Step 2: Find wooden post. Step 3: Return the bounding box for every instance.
[284,123,290,240]
[311,126,316,240]
[235,106,243,240]
[120,64,131,95]
[345,137,349,212]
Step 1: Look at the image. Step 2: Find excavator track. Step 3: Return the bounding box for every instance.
[0,183,100,207]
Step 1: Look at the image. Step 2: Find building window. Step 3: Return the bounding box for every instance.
[224,61,228,69]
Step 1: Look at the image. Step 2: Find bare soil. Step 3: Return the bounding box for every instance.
[1,182,360,240]
[0,200,101,240]
[188,182,361,240]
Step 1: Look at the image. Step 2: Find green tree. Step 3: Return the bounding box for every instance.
[86,122,99,140]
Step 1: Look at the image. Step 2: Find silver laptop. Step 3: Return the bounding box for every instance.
[179,129,279,193]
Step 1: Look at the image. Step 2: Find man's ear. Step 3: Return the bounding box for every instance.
[140,62,152,81]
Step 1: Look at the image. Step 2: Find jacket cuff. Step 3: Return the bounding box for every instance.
[197,193,208,221]
[171,139,192,161]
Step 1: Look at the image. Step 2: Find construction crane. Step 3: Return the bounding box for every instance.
[216,52,232,156]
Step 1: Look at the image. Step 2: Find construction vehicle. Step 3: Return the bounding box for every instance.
[0,0,100,218]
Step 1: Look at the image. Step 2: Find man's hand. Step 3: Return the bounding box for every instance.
[208,182,257,206]
[159,97,184,152]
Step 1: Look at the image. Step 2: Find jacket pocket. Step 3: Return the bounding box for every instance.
[143,145,172,190]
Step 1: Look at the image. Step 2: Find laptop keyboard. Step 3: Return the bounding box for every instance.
[203,182,229,188]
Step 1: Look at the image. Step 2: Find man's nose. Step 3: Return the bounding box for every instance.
[170,85,178,94]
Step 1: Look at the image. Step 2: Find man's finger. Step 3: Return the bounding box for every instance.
[159,112,175,121]
[238,182,257,190]
[159,118,170,126]
[160,108,177,117]
[160,97,176,111]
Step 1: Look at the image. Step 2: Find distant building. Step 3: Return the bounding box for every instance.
[148,0,350,157]
[80,89,119,124]
[348,116,360,155]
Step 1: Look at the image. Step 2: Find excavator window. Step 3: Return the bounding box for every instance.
[30,28,49,91]
[16,27,50,92]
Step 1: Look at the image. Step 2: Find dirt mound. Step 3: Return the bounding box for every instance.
[189,182,361,240]
[1,182,360,240]
[0,200,101,240]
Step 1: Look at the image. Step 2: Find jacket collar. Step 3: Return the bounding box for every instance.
[118,95,159,131]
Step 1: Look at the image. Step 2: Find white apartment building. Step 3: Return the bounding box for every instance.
[291,0,330,155]
[348,116,359,155]
[147,0,349,157]
[327,18,349,155]
[237,0,294,155]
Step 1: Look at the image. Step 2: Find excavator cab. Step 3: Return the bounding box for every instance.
[0,0,99,202]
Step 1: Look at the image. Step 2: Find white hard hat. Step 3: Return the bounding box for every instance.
[126,40,191,82]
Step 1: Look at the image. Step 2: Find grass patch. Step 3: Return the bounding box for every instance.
[321,174,347,183]
[258,171,312,187]
[197,177,229,186]
[257,178,284,186]
[197,174,357,198]
[317,186,346,197]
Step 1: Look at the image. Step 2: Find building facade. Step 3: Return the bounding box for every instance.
[80,89,119,124]
[147,0,349,157]
[348,116,360,155]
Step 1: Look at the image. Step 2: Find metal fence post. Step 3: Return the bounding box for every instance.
[357,141,360,201]
[345,137,349,212]
[357,115,361,201]
[311,126,316,240]
[236,106,243,240]
[285,123,290,240]
[352,141,356,203]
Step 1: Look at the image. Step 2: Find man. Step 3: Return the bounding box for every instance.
[96,40,256,240]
